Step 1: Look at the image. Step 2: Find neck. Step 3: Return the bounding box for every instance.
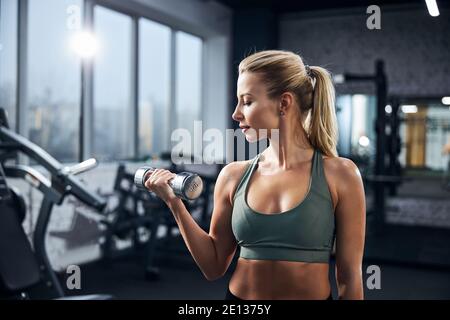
[264,121,314,170]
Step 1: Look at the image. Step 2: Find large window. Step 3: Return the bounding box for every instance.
[138,19,171,158]
[175,31,202,158]
[6,2,206,163]
[0,0,18,130]
[336,94,376,159]
[335,94,377,177]
[27,0,82,162]
[93,6,133,162]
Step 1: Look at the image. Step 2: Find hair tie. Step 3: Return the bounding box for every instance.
[305,64,316,91]
[305,64,311,76]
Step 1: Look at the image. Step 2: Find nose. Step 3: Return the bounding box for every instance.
[232,103,243,122]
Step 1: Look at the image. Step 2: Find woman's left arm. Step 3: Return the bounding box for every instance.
[333,158,366,300]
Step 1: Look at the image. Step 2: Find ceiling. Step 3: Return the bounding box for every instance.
[214,0,446,14]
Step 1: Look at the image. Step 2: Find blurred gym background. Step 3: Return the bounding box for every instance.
[0,0,449,300]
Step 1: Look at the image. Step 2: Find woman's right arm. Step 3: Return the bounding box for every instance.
[165,162,242,281]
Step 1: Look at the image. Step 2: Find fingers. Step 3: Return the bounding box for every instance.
[144,169,175,190]
[156,171,175,185]
[143,169,178,203]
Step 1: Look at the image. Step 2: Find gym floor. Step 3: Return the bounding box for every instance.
[65,237,450,300]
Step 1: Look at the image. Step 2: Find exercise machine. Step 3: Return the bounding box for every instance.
[0,108,111,299]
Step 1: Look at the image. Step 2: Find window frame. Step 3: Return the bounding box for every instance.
[13,0,208,163]
[86,0,205,162]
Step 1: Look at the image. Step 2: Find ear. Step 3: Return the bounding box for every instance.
[279,92,295,113]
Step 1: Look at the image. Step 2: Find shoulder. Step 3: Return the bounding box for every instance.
[322,156,359,175]
[322,155,363,195]
[218,159,252,182]
[220,159,251,176]
[215,159,253,203]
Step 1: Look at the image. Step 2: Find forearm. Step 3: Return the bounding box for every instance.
[166,199,221,280]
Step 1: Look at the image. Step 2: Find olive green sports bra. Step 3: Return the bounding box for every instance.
[231,149,336,263]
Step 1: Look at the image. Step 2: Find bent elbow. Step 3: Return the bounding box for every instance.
[205,275,220,282]
[204,270,225,282]
[204,263,229,281]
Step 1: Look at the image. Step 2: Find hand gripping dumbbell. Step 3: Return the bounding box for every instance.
[134,166,203,201]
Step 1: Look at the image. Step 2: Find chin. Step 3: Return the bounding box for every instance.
[246,134,267,144]
[242,127,268,143]
[245,136,258,143]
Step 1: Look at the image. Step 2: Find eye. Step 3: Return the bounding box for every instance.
[243,101,252,106]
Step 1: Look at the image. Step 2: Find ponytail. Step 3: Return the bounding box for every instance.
[305,66,339,157]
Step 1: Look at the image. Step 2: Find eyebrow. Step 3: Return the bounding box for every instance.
[237,93,253,99]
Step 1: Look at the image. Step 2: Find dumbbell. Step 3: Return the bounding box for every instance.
[134,166,203,201]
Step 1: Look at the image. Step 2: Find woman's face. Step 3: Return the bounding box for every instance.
[232,72,280,143]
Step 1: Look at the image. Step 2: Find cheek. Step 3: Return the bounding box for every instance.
[252,108,278,129]
[246,103,277,126]
[243,106,279,141]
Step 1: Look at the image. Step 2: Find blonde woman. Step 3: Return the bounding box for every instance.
[145,50,366,300]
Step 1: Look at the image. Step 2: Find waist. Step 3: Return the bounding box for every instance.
[229,258,331,299]
[239,246,332,263]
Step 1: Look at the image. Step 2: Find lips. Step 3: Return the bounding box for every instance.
[239,125,250,133]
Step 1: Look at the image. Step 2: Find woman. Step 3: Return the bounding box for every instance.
[145,50,366,300]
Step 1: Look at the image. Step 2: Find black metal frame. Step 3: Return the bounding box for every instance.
[0,119,106,298]
[339,60,388,232]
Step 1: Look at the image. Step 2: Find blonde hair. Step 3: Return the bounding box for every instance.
[238,50,338,157]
